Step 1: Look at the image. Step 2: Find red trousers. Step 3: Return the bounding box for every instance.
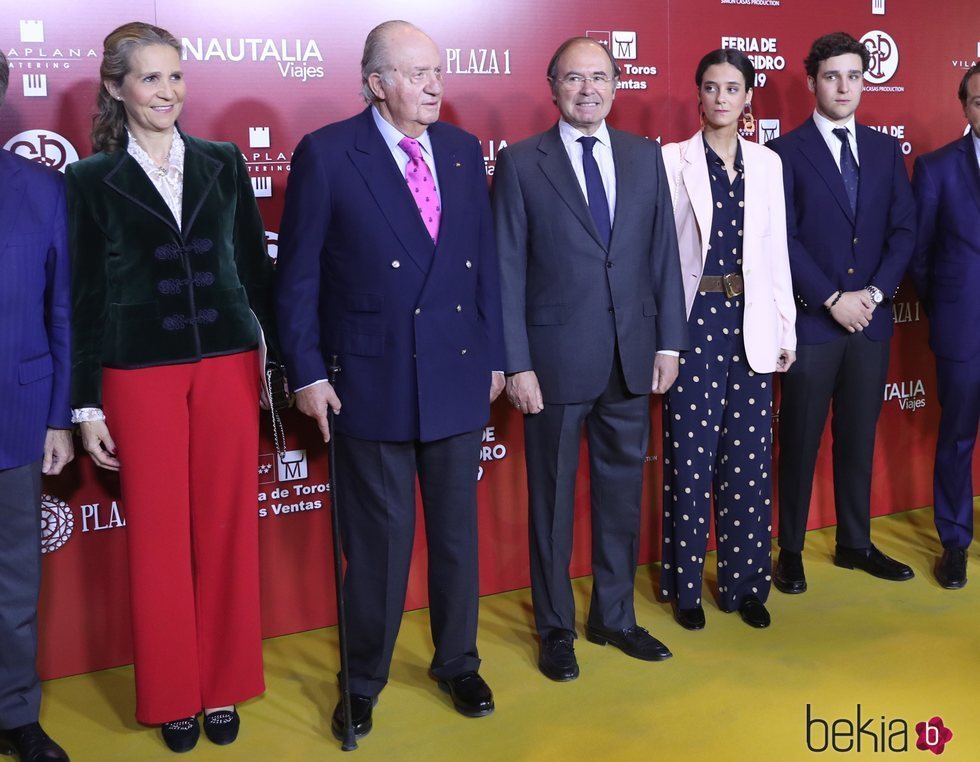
[102,351,264,724]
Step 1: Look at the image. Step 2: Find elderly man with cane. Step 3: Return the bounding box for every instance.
[275,20,505,743]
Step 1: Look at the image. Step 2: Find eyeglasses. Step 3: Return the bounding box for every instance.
[557,74,615,88]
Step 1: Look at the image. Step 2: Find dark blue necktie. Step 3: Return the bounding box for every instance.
[833,127,859,216]
[578,136,611,247]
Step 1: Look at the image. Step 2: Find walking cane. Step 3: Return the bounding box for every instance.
[326,355,357,751]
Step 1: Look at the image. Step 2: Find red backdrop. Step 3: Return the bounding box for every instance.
[2,0,977,679]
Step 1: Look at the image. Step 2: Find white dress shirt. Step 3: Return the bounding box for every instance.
[812,110,860,169]
[372,106,441,205]
[973,130,980,169]
[558,118,616,225]
[557,119,676,358]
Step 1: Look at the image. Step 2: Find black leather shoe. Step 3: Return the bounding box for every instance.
[737,595,771,628]
[3,724,69,761]
[773,549,807,594]
[161,717,199,754]
[672,603,706,630]
[331,694,375,742]
[202,707,239,746]
[585,624,672,661]
[834,544,914,581]
[936,548,967,589]
[538,630,579,681]
[437,672,494,717]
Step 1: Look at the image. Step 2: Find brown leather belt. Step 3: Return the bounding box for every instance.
[698,273,744,298]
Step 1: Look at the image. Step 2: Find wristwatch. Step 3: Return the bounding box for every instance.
[866,285,883,305]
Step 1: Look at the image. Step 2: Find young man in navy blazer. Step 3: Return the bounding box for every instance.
[275,21,505,741]
[767,32,916,593]
[909,63,980,589]
[0,52,73,762]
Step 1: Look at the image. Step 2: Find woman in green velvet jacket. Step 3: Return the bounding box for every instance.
[67,22,276,753]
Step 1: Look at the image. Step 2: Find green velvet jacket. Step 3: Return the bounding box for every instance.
[66,131,277,407]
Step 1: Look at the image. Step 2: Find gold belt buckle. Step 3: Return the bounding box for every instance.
[722,272,743,298]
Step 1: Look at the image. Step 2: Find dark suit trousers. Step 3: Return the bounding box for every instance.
[933,350,980,549]
[0,460,42,729]
[333,429,483,698]
[524,349,648,638]
[778,332,890,552]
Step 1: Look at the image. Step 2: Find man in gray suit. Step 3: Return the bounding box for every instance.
[492,37,687,682]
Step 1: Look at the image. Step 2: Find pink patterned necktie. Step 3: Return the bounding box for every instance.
[398,136,441,244]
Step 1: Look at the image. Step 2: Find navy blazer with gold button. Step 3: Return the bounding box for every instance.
[275,107,505,443]
[66,131,276,407]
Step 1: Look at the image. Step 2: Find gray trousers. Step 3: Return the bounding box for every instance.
[0,459,43,729]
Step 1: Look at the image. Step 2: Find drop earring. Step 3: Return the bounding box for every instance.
[739,101,756,138]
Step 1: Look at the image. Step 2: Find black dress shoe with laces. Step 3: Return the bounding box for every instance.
[161,717,199,754]
[672,603,706,630]
[585,624,672,661]
[3,723,69,762]
[538,629,579,681]
[437,672,494,717]
[936,548,967,589]
[331,694,375,741]
[773,549,807,594]
[202,707,239,746]
[834,544,914,581]
[737,595,771,628]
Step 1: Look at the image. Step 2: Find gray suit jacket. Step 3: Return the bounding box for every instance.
[492,123,687,404]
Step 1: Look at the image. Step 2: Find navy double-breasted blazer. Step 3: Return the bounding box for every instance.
[275,108,504,442]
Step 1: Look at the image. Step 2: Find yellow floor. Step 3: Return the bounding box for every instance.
[27,504,980,761]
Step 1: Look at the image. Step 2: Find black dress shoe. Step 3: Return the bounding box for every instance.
[834,544,914,581]
[4,724,69,762]
[538,630,579,681]
[737,595,771,628]
[437,672,494,718]
[672,603,706,630]
[161,717,199,754]
[936,548,967,589]
[202,707,239,746]
[773,549,807,594]
[585,624,672,661]
[331,694,375,742]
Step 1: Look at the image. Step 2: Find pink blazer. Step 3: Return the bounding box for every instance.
[661,131,796,373]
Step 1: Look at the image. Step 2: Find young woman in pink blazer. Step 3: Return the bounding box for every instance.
[659,49,796,631]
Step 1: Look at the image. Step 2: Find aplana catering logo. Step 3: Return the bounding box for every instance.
[244,126,292,199]
[3,130,79,173]
[181,36,324,82]
[807,705,954,754]
[5,19,99,98]
[585,30,656,91]
[861,30,904,91]
[40,494,74,554]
